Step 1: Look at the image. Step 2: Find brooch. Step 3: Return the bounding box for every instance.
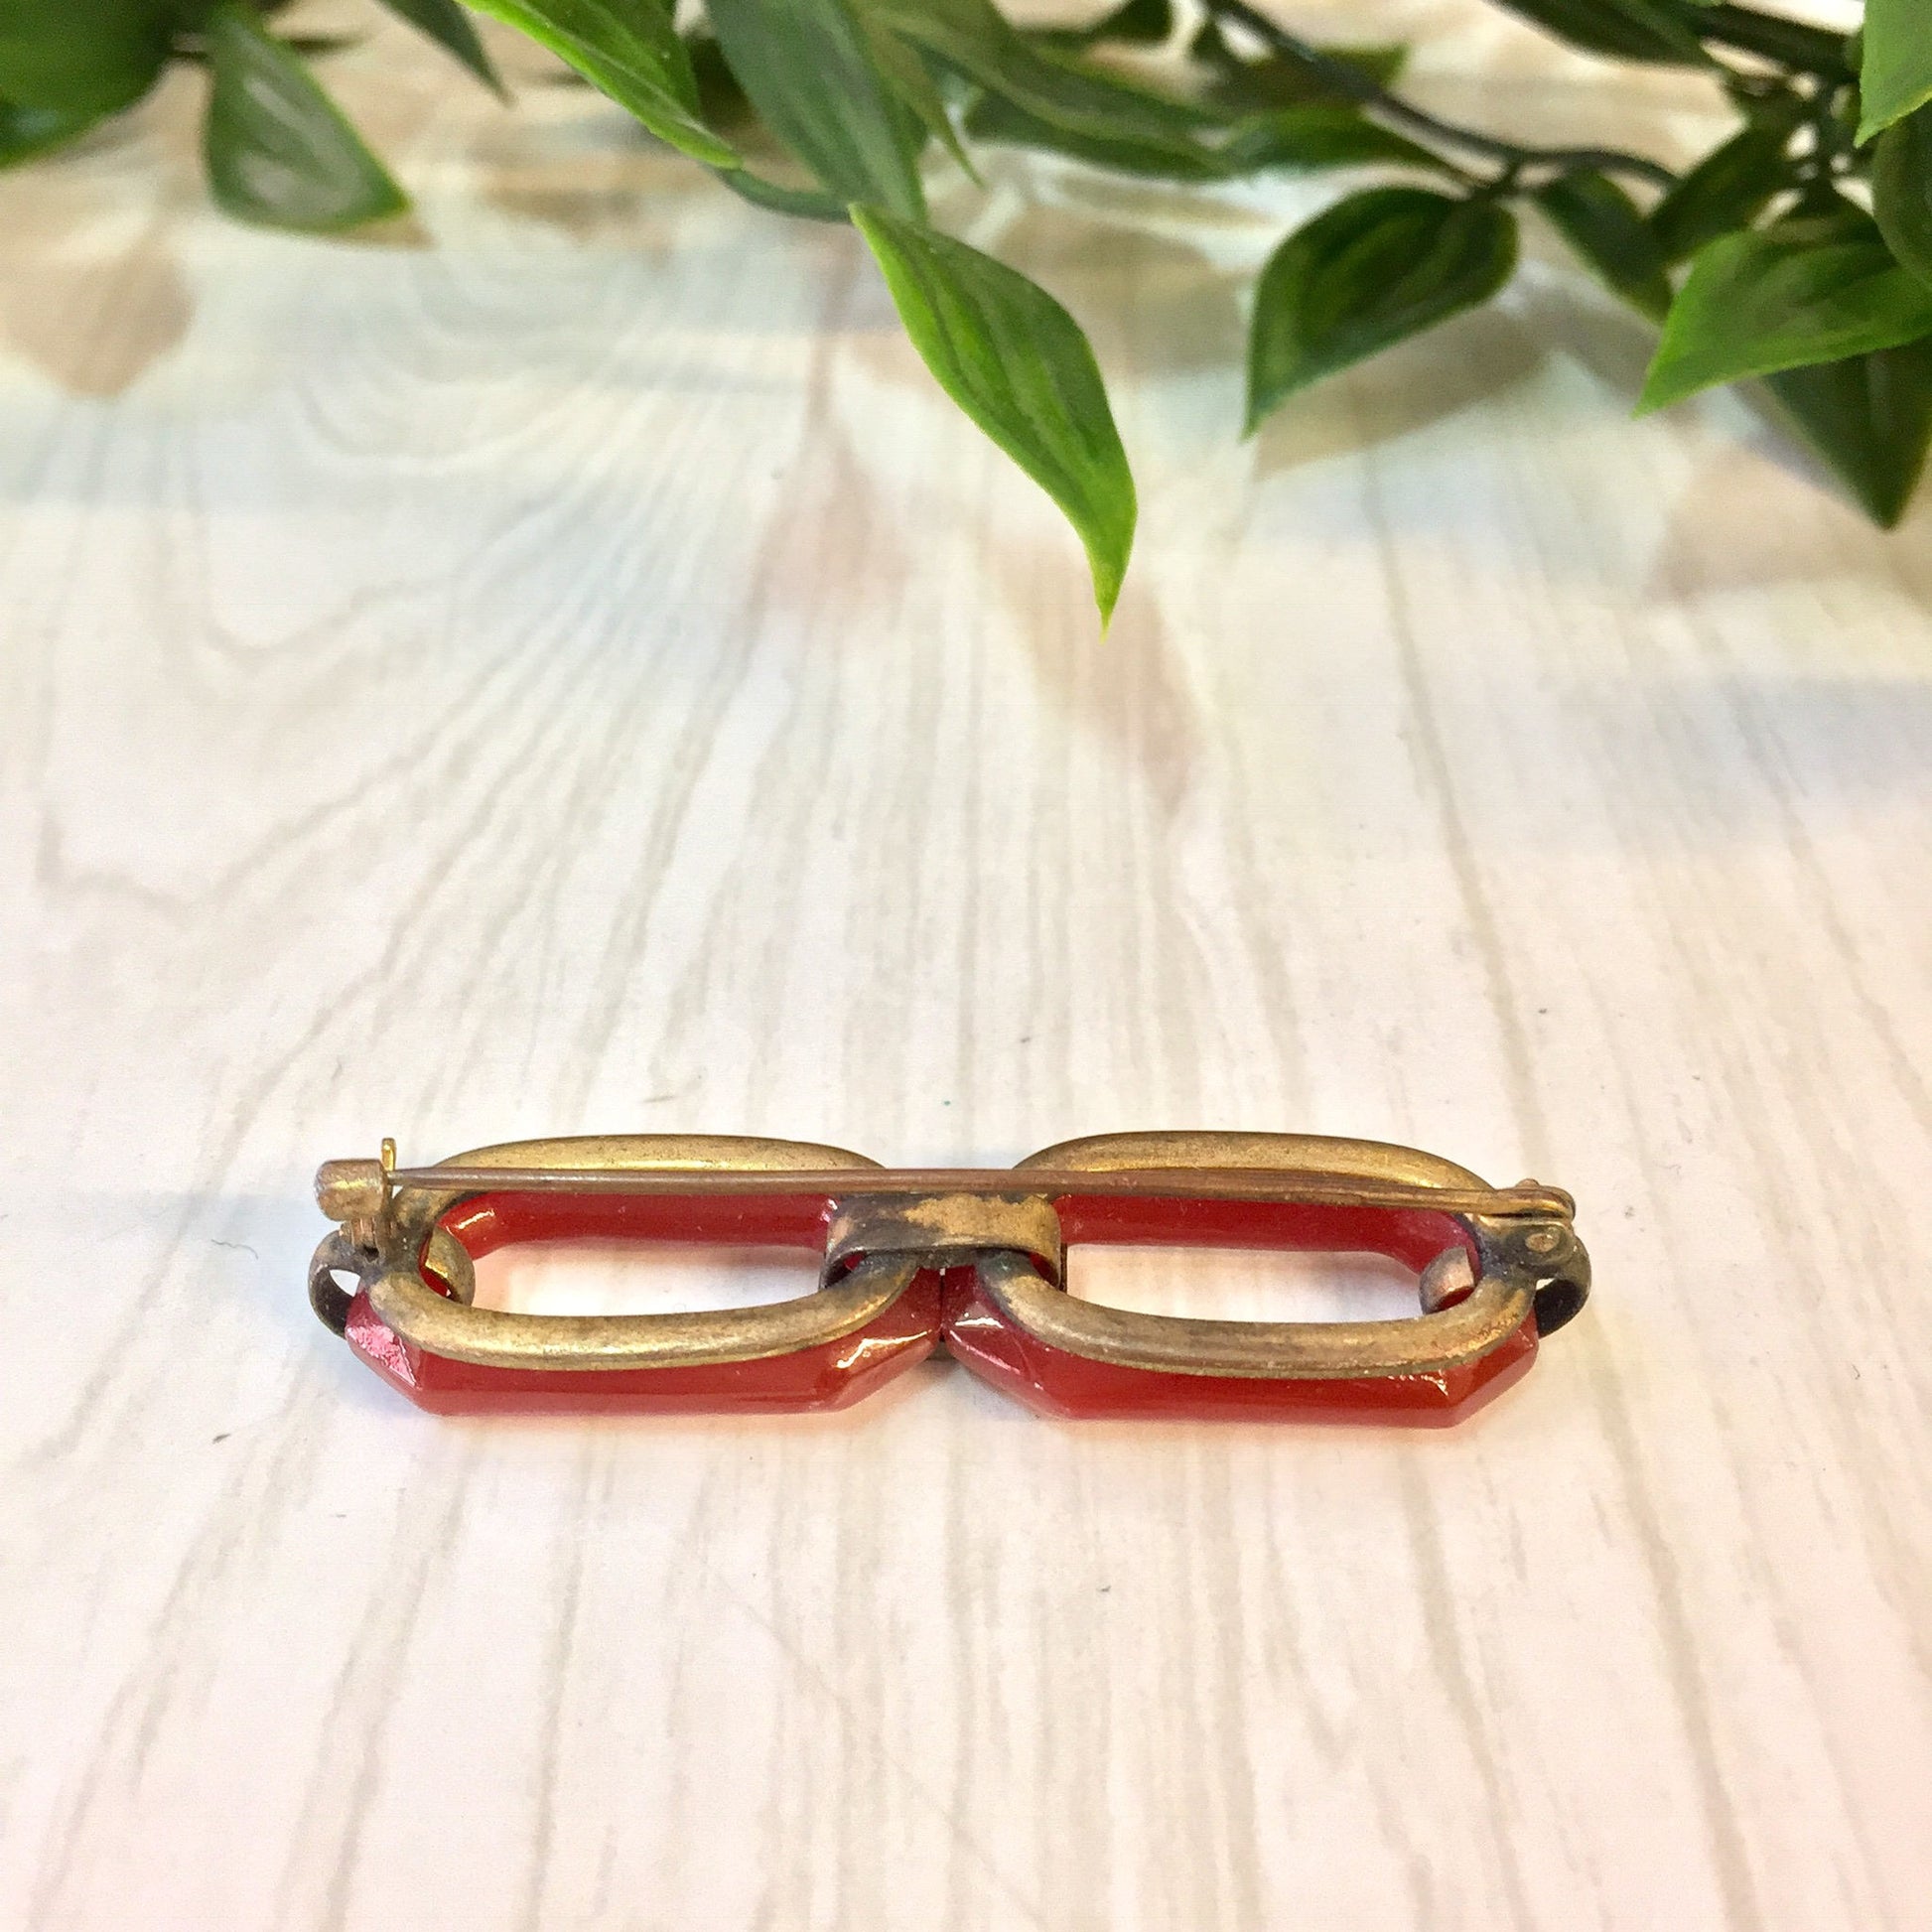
[310,1133,1587,1425]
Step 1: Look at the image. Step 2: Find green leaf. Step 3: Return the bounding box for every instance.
[707,0,924,216]
[0,0,169,116]
[685,30,756,131]
[0,96,100,167]
[961,87,1223,178]
[876,0,1211,174]
[1217,105,1445,175]
[1874,105,1932,289]
[1484,0,1707,67]
[1640,210,1932,412]
[1764,337,1932,525]
[1536,169,1671,319]
[202,4,409,231]
[376,0,504,96]
[1859,0,1932,143]
[1245,187,1519,429]
[853,204,1136,620]
[1648,116,1797,264]
[865,18,975,180]
[464,0,736,168]
[962,93,1435,181]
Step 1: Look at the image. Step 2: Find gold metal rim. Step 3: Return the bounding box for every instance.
[366,1165,1568,1221]
[1018,1129,1488,1188]
[972,1251,1536,1381]
[368,1251,921,1372]
[328,1133,897,1366]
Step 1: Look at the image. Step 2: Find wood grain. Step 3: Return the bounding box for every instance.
[1,6,1927,1926]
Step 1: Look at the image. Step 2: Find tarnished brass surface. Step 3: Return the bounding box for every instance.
[372,1162,1572,1221]
[366,1252,921,1372]
[312,1134,892,1365]
[974,1250,1531,1379]
[975,1233,1549,1381]
[310,1131,1588,1379]
[824,1193,1066,1283]
[985,1130,1576,1379]
[1019,1129,1485,1187]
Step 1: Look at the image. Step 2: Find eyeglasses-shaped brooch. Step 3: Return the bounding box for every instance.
[309,1132,1588,1426]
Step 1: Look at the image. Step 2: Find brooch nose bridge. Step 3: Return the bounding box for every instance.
[822,1189,1066,1287]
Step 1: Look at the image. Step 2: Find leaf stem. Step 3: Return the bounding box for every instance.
[1202,0,1677,191]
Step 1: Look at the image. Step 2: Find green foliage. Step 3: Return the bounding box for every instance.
[1246,189,1518,430]
[1191,31,1408,114]
[1038,0,1173,50]
[0,0,169,116]
[1694,4,1847,74]
[714,163,848,218]
[961,88,1222,179]
[1648,115,1798,263]
[962,94,1437,181]
[1873,106,1932,288]
[1218,107,1446,177]
[708,0,925,217]
[874,0,1215,178]
[463,0,735,166]
[1,98,102,168]
[9,0,1932,609]
[1641,208,1932,410]
[865,12,977,179]
[684,29,757,132]
[376,0,505,95]
[203,4,408,229]
[1858,0,1932,143]
[1483,0,1707,68]
[1536,170,1671,319]
[854,205,1136,619]
[1765,338,1932,526]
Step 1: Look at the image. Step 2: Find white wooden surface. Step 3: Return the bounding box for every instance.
[4,5,1929,1926]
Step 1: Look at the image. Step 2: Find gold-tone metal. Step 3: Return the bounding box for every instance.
[375,1163,1572,1222]
[310,1130,1588,1382]
[311,1134,894,1366]
[316,1159,386,1225]
[1018,1128,1485,1187]
[980,1130,1580,1380]
[367,1252,920,1371]
[976,1251,1531,1380]
[823,1193,1066,1283]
